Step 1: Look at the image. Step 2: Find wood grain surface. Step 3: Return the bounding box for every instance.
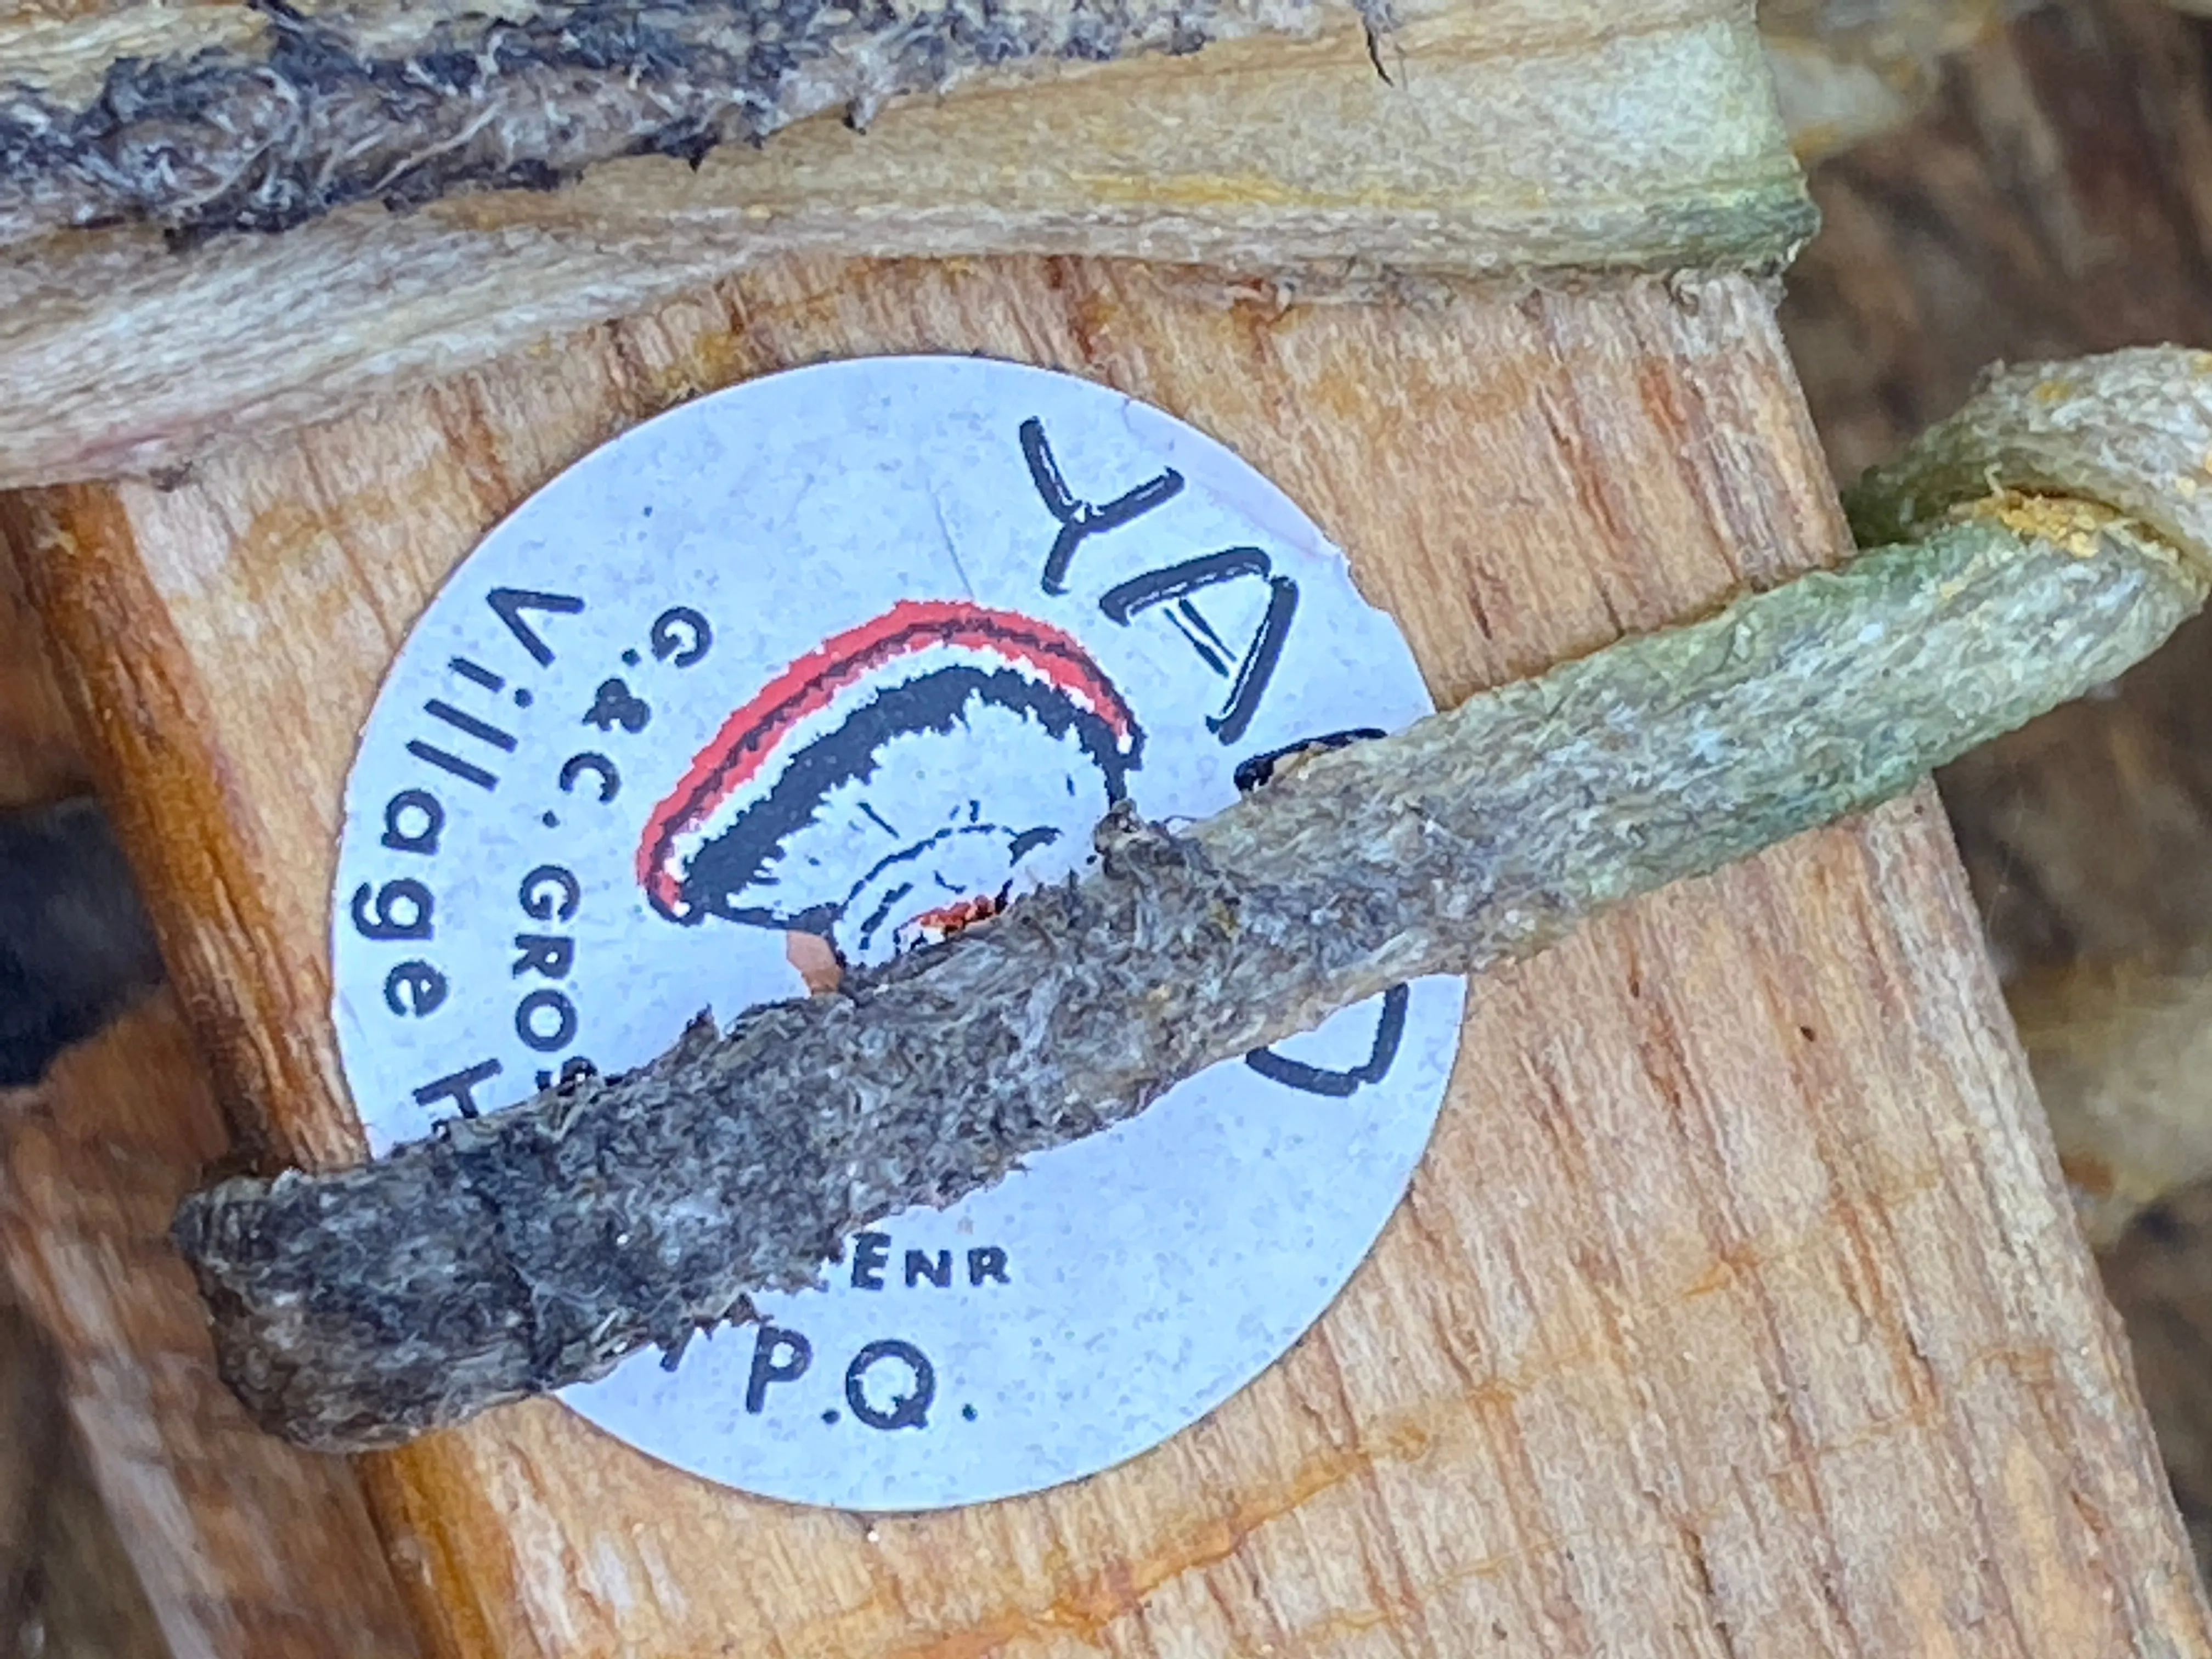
[8,255,2205,1655]
[0,1292,169,1659]
[1,522,167,1659]
[0,504,418,1654]
[0,526,420,1652]
[0,550,81,808]
[0,1002,425,1659]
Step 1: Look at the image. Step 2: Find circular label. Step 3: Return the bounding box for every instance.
[331,357,1464,1510]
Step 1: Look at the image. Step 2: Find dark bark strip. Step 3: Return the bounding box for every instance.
[172,349,2212,1451]
[0,0,1335,246]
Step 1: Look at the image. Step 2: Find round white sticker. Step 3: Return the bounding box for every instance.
[331,357,1464,1510]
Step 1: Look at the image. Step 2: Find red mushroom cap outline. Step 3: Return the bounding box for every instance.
[636,599,1143,928]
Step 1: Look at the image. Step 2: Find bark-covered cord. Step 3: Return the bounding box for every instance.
[176,346,2212,1452]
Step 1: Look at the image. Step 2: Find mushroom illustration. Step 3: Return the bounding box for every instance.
[638,600,1143,979]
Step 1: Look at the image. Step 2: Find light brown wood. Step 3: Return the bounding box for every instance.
[0,543,82,806]
[0,1002,426,1659]
[8,253,2204,1655]
[0,1290,170,1659]
[0,534,421,1655]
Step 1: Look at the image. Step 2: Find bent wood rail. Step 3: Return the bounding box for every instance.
[2,1,2205,1654]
